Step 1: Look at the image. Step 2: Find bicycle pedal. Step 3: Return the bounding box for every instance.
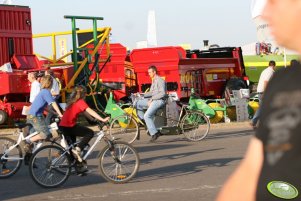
[77,172,88,177]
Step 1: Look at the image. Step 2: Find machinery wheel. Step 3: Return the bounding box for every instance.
[180,111,210,141]
[224,77,248,93]
[0,110,8,125]
[99,141,140,184]
[109,115,139,144]
[0,137,22,178]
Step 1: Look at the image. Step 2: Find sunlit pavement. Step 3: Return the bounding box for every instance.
[0,122,253,201]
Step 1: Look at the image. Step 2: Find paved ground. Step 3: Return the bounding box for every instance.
[0,122,254,201]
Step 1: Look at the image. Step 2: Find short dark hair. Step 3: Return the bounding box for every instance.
[148,65,157,73]
[269,60,276,67]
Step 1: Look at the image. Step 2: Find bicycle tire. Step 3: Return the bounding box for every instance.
[0,137,22,178]
[29,145,71,188]
[180,111,210,141]
[109,115,139,144]
[99,141,140,184]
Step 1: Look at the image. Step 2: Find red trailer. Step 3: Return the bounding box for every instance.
[0,4,70,124]
[130,46,248,101]
[87,43,137,101]
[130,46,186,98]
[0,4,35,124]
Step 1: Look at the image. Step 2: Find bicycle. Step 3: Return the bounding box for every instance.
[0,121,59,178]
[28,120,140,188]
[106,92,210,144]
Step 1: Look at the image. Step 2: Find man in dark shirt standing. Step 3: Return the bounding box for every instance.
[136,65,166,142]
[217,0,301,200]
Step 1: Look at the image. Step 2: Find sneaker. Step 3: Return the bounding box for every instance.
[72,147,83,162]
[23,142,33,153]
[249,122,257,130]
[149,131,161,143]
[75,162,88,175]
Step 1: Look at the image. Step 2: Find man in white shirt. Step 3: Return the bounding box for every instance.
[251,60,275,128]
[28,72,41,103]
[45,69,62,125]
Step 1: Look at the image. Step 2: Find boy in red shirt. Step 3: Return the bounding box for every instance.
[59,86,109,162]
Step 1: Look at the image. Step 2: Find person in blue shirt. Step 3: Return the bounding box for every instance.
[24,75,63,152]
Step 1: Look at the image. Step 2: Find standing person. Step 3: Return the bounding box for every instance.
[45,69,61,125]
[24,75,63,152]
[136,65,167,142]
[250,60,276,128]
[24,72,41,136]
[28,72,41,103]
[59,85,109,162]
[216,0,301,200]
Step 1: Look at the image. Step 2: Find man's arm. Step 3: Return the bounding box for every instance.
[216,137,264,201]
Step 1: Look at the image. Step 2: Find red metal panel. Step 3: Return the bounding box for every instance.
[0,72,30,95]
[0,5,33,66]
[130,46,185,97]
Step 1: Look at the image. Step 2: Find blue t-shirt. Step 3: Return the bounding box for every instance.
[29,89,54,116]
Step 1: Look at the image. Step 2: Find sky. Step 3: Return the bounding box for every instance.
[12,0,257,55]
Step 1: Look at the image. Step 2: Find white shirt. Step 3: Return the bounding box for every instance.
[30,80,41,103]
[51,76,60,98]
[257,66,274,93]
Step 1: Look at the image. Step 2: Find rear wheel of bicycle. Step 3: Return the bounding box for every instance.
[0,137,22,178]
[180,111,210,141]
[109,115,139,144]
[99,141,140,184]
[29,145,71,188]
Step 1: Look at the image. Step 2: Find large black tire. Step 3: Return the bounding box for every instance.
[29,145,71,188]
[224,77,247,93]
[0,110,8,125]
[99,141,140,184]
[0,137,22,178]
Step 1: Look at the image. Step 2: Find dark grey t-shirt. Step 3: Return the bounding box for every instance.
[255,63,301,200]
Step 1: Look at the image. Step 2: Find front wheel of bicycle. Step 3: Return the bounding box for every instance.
[180,111,210,141]
[99,141,140,184]
[29,145,71,188]
[0,137,22,178]
[109,115,139,144]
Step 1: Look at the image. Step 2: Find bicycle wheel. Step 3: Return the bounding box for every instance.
[99,141,140,184]
[29,145,71,188]
[180,111,210,141]
[0,137,22,178]
[109,115,139,144]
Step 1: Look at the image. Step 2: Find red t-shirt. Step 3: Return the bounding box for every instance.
[59,99,89,127]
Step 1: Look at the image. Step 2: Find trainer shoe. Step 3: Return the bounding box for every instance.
[72,147,83,162]
[149,131,161,143]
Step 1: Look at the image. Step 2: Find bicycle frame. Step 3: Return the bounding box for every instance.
[57,129,106,162]
[125,94,189,128]
[2,131,42,161]
[2,121,60,161]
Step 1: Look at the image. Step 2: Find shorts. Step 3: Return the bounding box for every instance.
[27,115,52,139]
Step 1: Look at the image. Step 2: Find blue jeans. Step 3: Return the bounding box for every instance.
[27,115,52,139]
[136,98,165,136]
[251,93,263,126]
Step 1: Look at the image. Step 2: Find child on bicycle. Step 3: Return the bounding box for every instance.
[25,75,63,151]
[59,85,109,162]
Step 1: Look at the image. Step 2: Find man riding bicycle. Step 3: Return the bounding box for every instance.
[136,65,167,142]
